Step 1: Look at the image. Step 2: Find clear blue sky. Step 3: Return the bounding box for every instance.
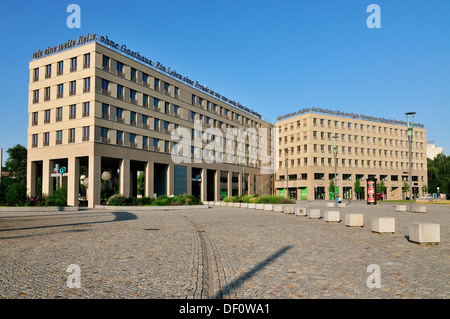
[1,0,449,164]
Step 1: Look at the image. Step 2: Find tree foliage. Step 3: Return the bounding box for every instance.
[427,153,450,195]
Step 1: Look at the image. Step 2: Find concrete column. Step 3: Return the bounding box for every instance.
[120,158,130,197]
[187,165,192,195]
[27,160,37,198]
[145,161,154,197]
[167,163,174,196]
[238,172,242,196]
[201,168,207,202]
[214,170,220,201]
[227,171,232,198]
[88,155,101,208]
[41,160,54,197]
[67,157,80,207]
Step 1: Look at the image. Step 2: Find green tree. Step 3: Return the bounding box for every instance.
[354,179,362,200]
[402,181,410,200]
[376,180,386,195]
[137,171,145,196]
[3,144,27,182]
[427,153,450,195]
[328,180,335,199]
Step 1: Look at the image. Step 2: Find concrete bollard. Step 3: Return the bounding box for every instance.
[233,202,241,208]
[396,205,407,212]
[227,202,234,207]
[256,204,264,210]
[220,202,227,207]
[372,217,395,234]
[345,213,364,227]
[414,206,427,213]
[324,211,340,222]
[263,204,273,211]
[284,206,295,214]
[248,203,256,209]
[295,207,307,216]
[241,203,248,208]
[409,223,440,244]
[273,205,284,213]
[308,208,321,219]
[214,201,221,206]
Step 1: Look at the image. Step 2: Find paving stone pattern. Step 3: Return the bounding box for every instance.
[0,201,448,299]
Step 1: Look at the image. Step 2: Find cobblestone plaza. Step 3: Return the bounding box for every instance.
[0,201,448,299]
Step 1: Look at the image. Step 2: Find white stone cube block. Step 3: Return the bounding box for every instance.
[248,203,256,209]
[409,223,440,244]
[345,213,364,227]
[227,202,234,207]
[273,205,284,212]
[233,202,240,208]
[414,206,427,213]
[295,207,307,216]
[324,211,340,222]
[372,217,395,233]
[215,201,221,206]
[220,202,227,207]
[241,203,248,208]
[308,209,321,219]
[396,205,407,212]
[284,206,295,214]
[338,203,346,208]
[256,204,264,210]
[327,202,335,208]
[263,204,273,211]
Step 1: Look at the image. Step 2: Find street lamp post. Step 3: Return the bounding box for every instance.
[284,149,288,199]
[332,134,339,207]
[405,112,416,212]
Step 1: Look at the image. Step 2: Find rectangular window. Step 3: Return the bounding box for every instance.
[142,115,149,128]
[44,109,51,123]
[83,77,90,92]
[69,128,75,143]
[83,53,90,68]
[56,130,63,144]
[32,134,38,148]
[154,78,160,91]
[82,126,90,141]
[153,97,159,110]
[174,87,179,99]
[69,104,76,119]
[117,85,124,99]
[32,112,38,126]
[129,133,136,147]
[154,118,159,130]
[33,89,39,103]
[56,107,63,122]
[164,82,170,93]
[44,87,50,101]
[57,61,63,75]
[130,90,137,104]
[153,138,159,151]
[173,105,179,116]
[33,68,39,81]
[116,131,123,145]
[70,57,77,72]
[143,136,148,149]
[82,102,90,117]
[102,56,110,71]
[142,73,149,85]
[45,64,51,79]
[165,102,169,114]
[116,61,124,77]
[43,132,50,146]
[56,84,63,98]
[100,127,109,143]
[131,68,137,82]
[69,81,76,95]
[116,108,124,123]
[143,94,149,107]
[101,104,109,119]
[130,111,136,125]
[164,140,169,153]
[101,79,110,95]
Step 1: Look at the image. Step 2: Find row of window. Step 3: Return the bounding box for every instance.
[278,157,425,170]
[280,117,424,139]
[31,102,91,125]
[32,77,91,103]
[100,53,260,128]
[280,144,425,160]
[280,131,424,149]
[278,173,422,182]
[32,53,91,81]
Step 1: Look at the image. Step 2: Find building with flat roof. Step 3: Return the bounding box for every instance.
[426,143,443,159]
[275,108,428,201]
[27,34,274,207]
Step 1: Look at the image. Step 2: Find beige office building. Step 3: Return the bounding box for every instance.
[27,35,274,207]
[275,109,427,201]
